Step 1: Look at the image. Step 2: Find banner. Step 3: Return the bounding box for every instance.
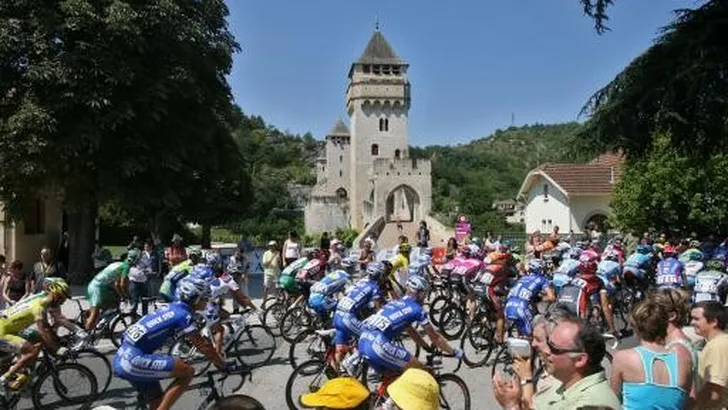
[455,222,471,242]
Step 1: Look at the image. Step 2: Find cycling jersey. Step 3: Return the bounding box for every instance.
[87,261,130,308]
[683,261,704,288]
[0,292,51,352]
[209,273,240,299]
[114,302,199,398]
[92,261,130,286]
[309,270,350,315]
[679,249,704,264]
[159,260,198,302]
[557,274,604,318]
[282,257,308,277]
[656,258,685,289]
[334,278,382,345]
[296,259,326,283]
[597,260,621,296]
[505,274,552,335]
[358,296,428,372]
[389,253,409,273]
[624,252,651,269]
[553,258,580,290]
[693,270,728,303]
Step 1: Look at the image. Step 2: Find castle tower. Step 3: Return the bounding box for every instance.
[346,29,411,230]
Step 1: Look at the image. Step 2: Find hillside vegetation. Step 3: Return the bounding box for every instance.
[410,122,588,233]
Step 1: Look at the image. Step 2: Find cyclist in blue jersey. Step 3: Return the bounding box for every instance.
[308,258,356,319]
[159,248,202,302]
[113,276,238,410]
[597,250,622,299]
[552,248,582,291]
[656,245,686,289]
[333,261,387,365]
[504,260,556,336]
[358,276,463,373]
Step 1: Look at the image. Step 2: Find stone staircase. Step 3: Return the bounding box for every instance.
[378,221,419,249]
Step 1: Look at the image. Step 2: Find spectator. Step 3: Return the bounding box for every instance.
[127,263,148,316]
[358,240,374,270]
[262,241,281,300]
[691,301,728,409]
[167,233,187,266]
[328,242,345,271]
[386,368,439,410]
[299,377,370,409]
[56,231,69,275]
[396,215,403,233]
[228,249,249,298]
[610,299,691,409]
[3,261,30,306]
[446,237,458,260]
[320,232,331,251]
[92,241,113,274]
[363,233,377,251]
[550,226,560,243]
[494,318,620,410]
[31,247,58,293]
[127,235,142,251]
[416,220,430,248]
[283,231,302,266]
[237,235,253,254]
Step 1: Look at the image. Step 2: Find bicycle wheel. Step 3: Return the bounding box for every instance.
[280,307,312,344]
[288,329,329,371]
[285,359,337,410]
[232,324,276,368]
[110,313,139,348]
[437,373,471,410]
[32,362,98,409]
[490,345,512,378]
[169,336,211,377]
[437,305,467,340]
[263,301,286,337]
[428,295,451,326]
[460,314,495,367]
[206,394,266,410]
[69,348,113,395]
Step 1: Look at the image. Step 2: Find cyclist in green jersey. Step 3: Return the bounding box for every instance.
[85,250,140,330]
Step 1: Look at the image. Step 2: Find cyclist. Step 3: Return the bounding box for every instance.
[408,248,433,279]
[114,276,237,410]
[693,259,728,304]
[622,244,654,288]
[679,240,704,264]
[358,276,463,373]
[293,249,328,306]
[333,261,386,367]
[159,248,202,302]
[484,242,516,344]
[504,260,556,337]
[597,250,622,300]
[682,244,706,289]
[85,249,140,330]
[184,253,260,355]
[557,253,616,335]
[0,280,71,389]
[552,248,582,292]
[656,244,686,289]
[388,243,411,296]
[308,258,356,321]
[450,244,483,320]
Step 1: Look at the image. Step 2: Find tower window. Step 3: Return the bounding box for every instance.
[395,149,401,159]
[543,184,549,200]
[379,118,389,132]
[373,65,381,75]
[392,66,401,75]
[363,65,371,73]
[371,144,379,156]
[382,65,391,75]
[339,155,343,163]
[339,170,343,177]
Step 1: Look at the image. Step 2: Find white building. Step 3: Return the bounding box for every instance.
[305,28,434,239]
[517,153,623,234]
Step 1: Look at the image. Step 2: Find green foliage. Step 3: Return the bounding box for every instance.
[411,123,586,234]
[578,0,726,158]
[611,133,728,235]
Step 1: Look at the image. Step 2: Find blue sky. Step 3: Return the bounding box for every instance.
[225,1,696,146]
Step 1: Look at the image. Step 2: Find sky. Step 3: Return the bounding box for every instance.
[225,0,697,146]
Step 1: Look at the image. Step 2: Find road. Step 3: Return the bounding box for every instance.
[16,285,638,410]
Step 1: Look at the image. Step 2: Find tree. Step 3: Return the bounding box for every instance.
[0,1,239,282]
[577,0,726,158]
[611,133,728,235]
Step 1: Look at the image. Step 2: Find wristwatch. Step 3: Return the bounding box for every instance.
[520,378,533,386]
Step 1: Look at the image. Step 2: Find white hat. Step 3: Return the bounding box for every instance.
[268,240,277,246]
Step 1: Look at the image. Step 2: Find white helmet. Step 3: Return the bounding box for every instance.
[176,276,210,304]
[406,275,430,295]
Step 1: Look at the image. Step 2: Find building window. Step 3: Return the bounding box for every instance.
[371,144,379,156]
[363,65,371,73]
[392,66,401,75]
[373,65,381,75]
[543,184,549,201]
[339,155,343,163]
[339,170,342,177]
[24,199,45,235]
[395,149,401,159]
[382,65,391,75]
[379,118,389,132]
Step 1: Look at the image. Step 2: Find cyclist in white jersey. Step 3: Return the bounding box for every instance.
[693,259,728,304]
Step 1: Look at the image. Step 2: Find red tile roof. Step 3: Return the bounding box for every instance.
[535,153,624,196]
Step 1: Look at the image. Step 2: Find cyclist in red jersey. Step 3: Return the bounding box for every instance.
[484,242,516,343]
[556,252,616,335]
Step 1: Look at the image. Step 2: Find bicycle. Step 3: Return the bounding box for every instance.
[68,298,139,348]
[1,345,98,410]
[170,309,276,377]
[132,370,263,410]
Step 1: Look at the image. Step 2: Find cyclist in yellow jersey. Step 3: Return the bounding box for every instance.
[387,243,411,297]
[0,279,71,388]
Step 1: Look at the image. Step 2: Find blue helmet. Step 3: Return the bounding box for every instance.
[176,276,210,304]
[190,264,214,282]
[636,244,653,255]
[366,262,387,280]
[528,259,544,275]
[205,252,221,268]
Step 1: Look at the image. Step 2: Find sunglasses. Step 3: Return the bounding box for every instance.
[547,338,584,356]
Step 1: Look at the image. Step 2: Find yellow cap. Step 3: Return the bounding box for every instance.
[387,369,439,410]
[300,377,370,409]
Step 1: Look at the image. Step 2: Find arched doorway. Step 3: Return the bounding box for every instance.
[386,185,421,223]
[584,213,608,233]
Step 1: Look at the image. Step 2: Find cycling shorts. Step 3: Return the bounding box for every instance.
[358,332,410,373]
[504,299,533,336]
[333,311,362,345]
[113,344,175,401]
[87,280,118,309]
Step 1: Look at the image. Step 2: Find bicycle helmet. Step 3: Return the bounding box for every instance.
[176,276,210,304]
[565,248,583,260]
[334,243,346,253]
[46,278,71,299]
[205,252,221,267]
[578,252,598,275]
[663,244,677,256]
[366,261,386,280]
[406,275,430,295]
[690,239,701,249]
[688,250,705,262]
[126,249,141,265]
[706,259,726,272]
[341,257,357,271]
[399,243,412,255]
[604,250,619,261]
[510,245,521,255]
[188,247,202,259]
[309,293,336,315]
[636,244,653,255]
[528,259,545,275]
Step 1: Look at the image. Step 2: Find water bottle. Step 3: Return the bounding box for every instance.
[341,351,361,376]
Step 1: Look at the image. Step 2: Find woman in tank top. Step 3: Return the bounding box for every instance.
[610,298,692,409]
[2,260,30,306]
[283,230,302,266]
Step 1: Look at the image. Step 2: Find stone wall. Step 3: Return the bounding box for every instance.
[304,195,349,234]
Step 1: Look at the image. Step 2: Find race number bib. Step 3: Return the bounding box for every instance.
[365,314,392,332]
[125,323,148,343]
[337,297,354,312]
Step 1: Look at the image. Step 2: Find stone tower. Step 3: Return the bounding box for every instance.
[347,29,411,230]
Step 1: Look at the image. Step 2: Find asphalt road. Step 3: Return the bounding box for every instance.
[15,284,637,410]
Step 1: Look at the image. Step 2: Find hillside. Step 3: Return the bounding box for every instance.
[410,122,587,232]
